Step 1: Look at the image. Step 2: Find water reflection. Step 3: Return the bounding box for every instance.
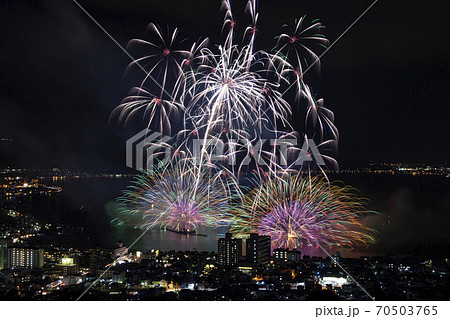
[112,226,225,252]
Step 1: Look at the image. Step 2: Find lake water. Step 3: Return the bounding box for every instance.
[9,174,450,258]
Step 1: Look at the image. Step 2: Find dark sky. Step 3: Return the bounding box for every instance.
[0,0,449,169]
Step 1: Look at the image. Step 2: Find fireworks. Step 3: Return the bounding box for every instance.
[112,0,336,172]
[112,0,377,250]
[116,160,237,232]
[230,174,376,250]
[185,45,288,135]
[274,16,329,79]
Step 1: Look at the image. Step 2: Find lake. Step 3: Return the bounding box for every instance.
[9,173,450,258]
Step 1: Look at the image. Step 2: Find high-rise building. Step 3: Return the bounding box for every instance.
[6,247,44,269]
[246,233,271,265]
[218,233,242,267]
[273,248,302,263]
[273,248,288,263]
[287,249,302,263]
[332,251,341,267]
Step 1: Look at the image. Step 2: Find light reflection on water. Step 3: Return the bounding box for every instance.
[112,226,227,252]
[8,174,449,258]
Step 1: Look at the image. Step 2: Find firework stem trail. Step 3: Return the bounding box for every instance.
[193,89,226,197]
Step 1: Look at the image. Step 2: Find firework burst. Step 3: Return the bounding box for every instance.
[110,1,377,250]
[116,159,236,232]
[112,0,336,174]
[231,174,376,250]
[185,45,288,136]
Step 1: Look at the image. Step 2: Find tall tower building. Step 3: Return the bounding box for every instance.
[332,251,341,267]
[246,233,271,265]
[218,233,242,267]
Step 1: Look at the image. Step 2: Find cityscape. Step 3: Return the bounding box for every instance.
[0,166,448,300]
[1,0,449,312]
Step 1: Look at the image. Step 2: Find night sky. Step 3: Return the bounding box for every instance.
[0,0,449,169]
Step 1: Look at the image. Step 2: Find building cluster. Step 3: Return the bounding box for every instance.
[0,177,61,198]
[218,233,271,267]
[339,162,450,177]
[0,168,133,181]
[0,230,448,301]
[0,243,44,269]
[0,168,449,300]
